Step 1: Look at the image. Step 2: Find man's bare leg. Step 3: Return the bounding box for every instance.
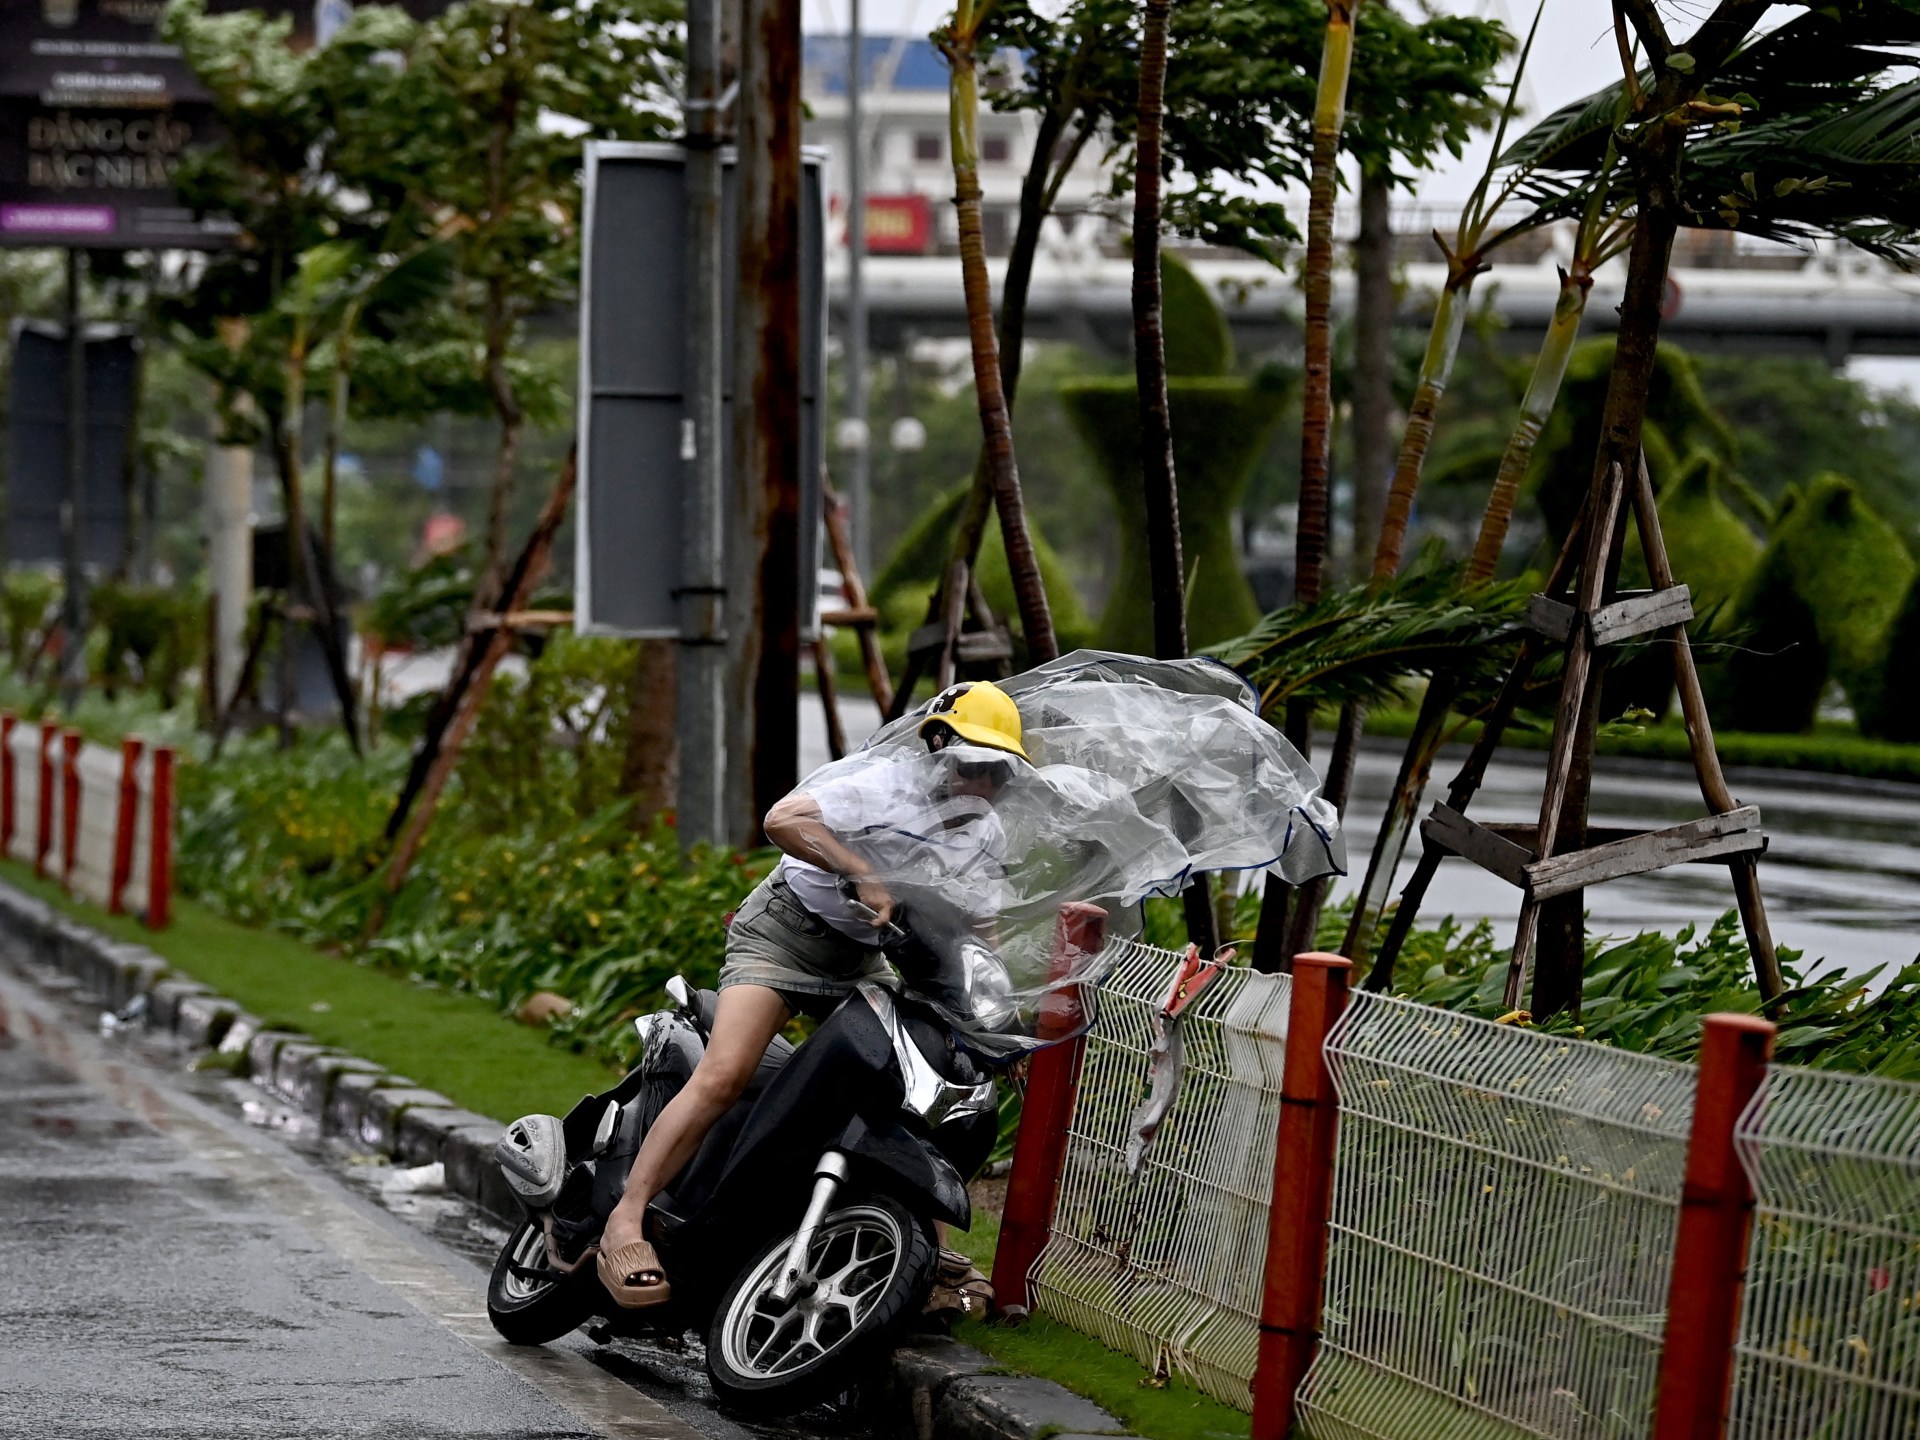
[602,984,792,1254]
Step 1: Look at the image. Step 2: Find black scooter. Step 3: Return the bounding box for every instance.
[484,927,1004,1414]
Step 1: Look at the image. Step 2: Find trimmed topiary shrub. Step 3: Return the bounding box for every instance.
[1057,253,1288,654]
[1059,376,1287,654]
[1704,475,1915,733]
[852,480,1094,678]
[1159,252,1234,380]
[1860,575,1920,741]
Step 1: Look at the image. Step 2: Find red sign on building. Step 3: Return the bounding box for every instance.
[864,194,932,255]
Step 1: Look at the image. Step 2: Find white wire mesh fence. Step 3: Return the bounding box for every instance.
[1032,938,1293,1409]
[1028,943,1920,1439]
[1295,992,1698,1440]
[1729,1066,1920,1440]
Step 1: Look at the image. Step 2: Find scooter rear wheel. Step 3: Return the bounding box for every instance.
[487,1217,599,1346]
[706,1195,936,1414]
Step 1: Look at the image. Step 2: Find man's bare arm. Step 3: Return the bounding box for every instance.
[763,792,896,926]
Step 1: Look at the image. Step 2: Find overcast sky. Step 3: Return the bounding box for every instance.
[799,0,1632,203]
[800,1,1917,394]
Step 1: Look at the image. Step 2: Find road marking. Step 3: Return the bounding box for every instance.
[0,964,706,1440]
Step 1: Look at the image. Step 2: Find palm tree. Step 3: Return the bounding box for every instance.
[934,0,1058,668]
[1292,0,1356,627]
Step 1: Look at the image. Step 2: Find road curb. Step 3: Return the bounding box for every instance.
[0,881,1140,1440]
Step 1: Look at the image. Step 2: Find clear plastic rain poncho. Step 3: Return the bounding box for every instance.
[779,651,1343,1059]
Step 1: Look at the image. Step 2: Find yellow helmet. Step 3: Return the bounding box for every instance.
[918,681,1030,762]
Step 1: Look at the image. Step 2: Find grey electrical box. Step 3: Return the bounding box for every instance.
[4,321,137,567]
[576,141,825,640]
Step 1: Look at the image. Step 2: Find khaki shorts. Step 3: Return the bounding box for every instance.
[718,875,894,1011]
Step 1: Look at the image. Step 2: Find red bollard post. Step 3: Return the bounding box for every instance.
[1651,1013,1774,1440]
[1251,952,1352,1440]
[991,901,1108,1319]
[148,746,175,929]
[60,729,82,887]
[110,736,144,914]
[34,721,55,878]
[0,712,16,857]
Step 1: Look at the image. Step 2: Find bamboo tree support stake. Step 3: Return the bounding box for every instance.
[373,450,577,921]
[1504,461,1628,1009]
[1651,1013,1773,1440]
[991,902,1108,1320]
[1251,952,1350,1439]
[1629,455,1782,1000]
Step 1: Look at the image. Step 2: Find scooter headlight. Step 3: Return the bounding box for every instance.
[958,939,1016,1031]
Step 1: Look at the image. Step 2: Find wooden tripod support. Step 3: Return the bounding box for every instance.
[1374,454,1783,1011]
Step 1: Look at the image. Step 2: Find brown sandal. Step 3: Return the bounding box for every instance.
[596,1237,673,1310]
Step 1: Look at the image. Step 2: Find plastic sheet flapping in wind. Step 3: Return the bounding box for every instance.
[1295,992,1697,1440]
[782,650,1342,1057]
[1729,1066,1920,1440]
[1031,937,1293,1410]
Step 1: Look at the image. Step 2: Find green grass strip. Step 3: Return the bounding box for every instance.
[1,860,616,1121]
[944,1210,1252,1440]
[1364,710,1920,784]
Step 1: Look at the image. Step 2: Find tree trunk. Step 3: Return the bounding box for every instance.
[275,328,360,752]
[621,639,679,830]
[942,10,1056,665]
[725,0,805,843]
[1470,265,1591,581]
[1294,0,1355,615]
[1369,253,1479,582]
[1132,0,1217,957]
[1133,0,1183,665]
[322,305,357,564]
[1530,148,1681,1011]
[1349,168,1394,587]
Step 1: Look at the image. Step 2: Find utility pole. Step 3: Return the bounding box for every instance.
[676,0,729,849]
[726,0,804,843]
[845,0,871,578]
[59,248,87,714]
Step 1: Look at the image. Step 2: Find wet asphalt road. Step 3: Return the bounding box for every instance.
[0,961,871,1440]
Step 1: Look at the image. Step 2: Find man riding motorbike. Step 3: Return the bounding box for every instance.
[596,680,1027,1315]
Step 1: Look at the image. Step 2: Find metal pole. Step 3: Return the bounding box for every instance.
[60,248,87,714]
[990,902,1107,1319]
[845,0,871,579]
[1252,951,1351,1440]
[1651,1013,1773,1440]
[676,0,728,850]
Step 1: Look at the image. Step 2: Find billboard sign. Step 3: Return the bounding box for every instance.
[4,319,137,565]
[863,194,931,255]
[0,0,238,248]
[576,142,826,642]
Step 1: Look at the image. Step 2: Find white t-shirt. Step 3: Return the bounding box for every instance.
[776,756,1009,945]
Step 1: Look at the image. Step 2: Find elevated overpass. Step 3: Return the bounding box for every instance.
[836,241,1920,363]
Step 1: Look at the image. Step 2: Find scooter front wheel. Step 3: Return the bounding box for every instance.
[487,1217,600,1346]
[706,1195,936,1414]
